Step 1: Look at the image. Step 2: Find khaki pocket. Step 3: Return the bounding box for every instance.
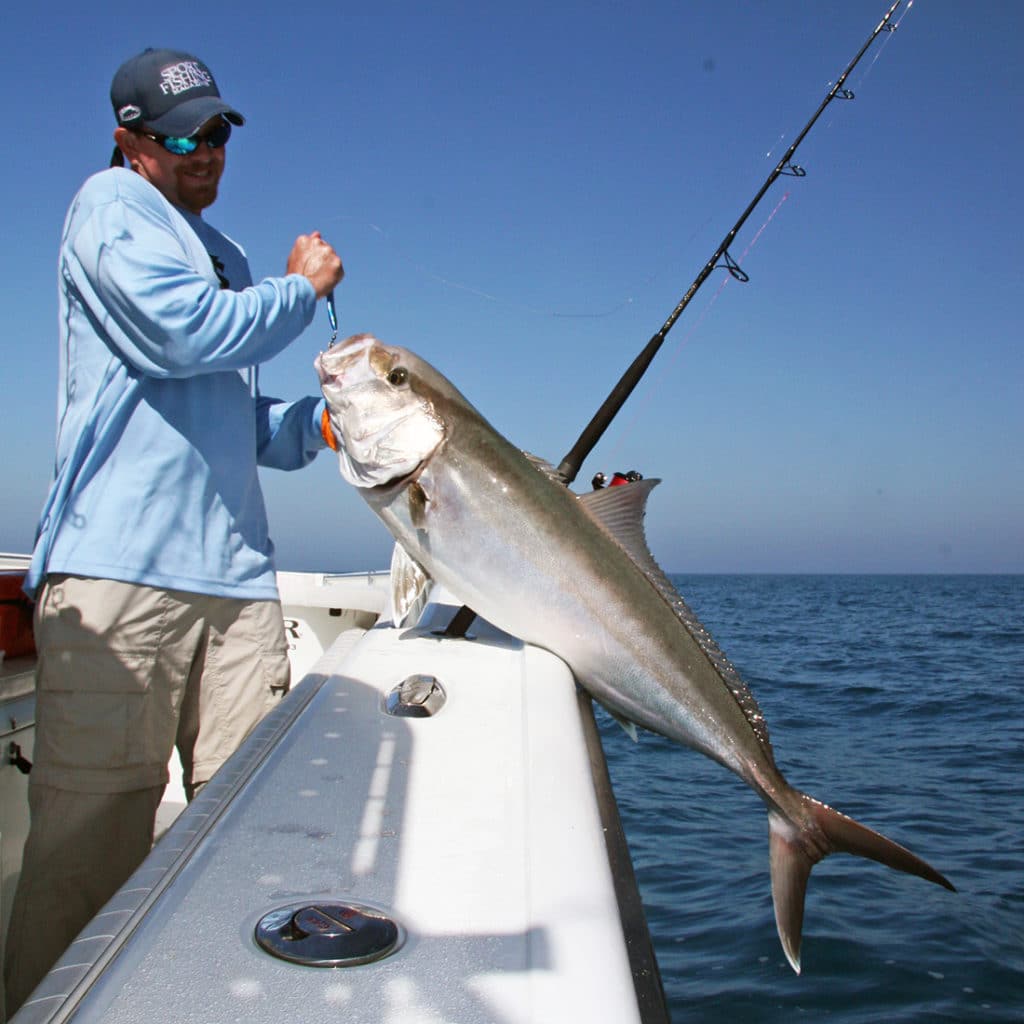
[35,648,176,775]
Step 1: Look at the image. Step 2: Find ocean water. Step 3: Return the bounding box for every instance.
[597,574,1023,1023]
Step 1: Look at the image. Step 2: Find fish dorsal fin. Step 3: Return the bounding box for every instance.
[522,452,566,485]
[577,479,662,574]
[389,542,432,628]
[579,481,775,757]
[577,481,685,619]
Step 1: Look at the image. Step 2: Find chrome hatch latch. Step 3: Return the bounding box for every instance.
[255,902,403,967]
[384,674,447,718]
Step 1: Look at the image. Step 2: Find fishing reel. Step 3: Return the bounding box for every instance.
[591,469,644,490]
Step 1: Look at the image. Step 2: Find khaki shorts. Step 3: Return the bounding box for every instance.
[32,575,291,794]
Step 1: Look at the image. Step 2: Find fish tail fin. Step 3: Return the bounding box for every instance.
[767,809,813,973]
[767,794,955,974]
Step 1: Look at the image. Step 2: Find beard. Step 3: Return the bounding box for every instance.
[174,159,223,213]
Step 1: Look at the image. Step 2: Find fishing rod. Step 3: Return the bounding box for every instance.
[556,0,905,485]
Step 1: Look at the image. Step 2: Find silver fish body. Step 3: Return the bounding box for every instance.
[317,333,953,973]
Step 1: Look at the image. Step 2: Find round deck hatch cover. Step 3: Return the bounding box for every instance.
[255,901,403,967]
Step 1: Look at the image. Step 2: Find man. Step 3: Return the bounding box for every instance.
[5,48,344,1013]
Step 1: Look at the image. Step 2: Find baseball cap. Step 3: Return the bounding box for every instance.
[111,48,245,138]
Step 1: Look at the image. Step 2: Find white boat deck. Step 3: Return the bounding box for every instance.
[12,587,649,1024]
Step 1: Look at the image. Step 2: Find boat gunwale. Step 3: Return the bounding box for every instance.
[12,632,366,1023]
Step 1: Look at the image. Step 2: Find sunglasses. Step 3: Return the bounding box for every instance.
[140,120,232,156]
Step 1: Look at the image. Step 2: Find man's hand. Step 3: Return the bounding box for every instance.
[287,231,344,299]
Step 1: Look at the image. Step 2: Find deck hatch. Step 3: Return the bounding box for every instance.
[384,673,447,717]
[255,901,403,967]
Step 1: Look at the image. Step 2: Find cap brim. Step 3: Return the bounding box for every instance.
[146,97,245,137]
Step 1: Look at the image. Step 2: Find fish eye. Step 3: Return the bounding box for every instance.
[387,366,409,387]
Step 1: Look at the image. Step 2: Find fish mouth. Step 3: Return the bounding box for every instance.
[314,354,335,387]
[315,334,378,387]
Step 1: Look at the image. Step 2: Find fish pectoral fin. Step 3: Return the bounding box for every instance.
[389,542,432,628]
[407,480,429,529]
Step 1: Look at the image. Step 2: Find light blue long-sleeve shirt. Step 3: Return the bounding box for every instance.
[26,167,325,599]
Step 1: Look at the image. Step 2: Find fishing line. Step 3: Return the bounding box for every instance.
[821,2,914,135]
[316,213,714,321]
[556,0,909,485]
[602,192,792,472]
[859,0,914,80]
[762,5,912,184]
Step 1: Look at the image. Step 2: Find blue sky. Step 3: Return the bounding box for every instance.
[2,1,1021,573]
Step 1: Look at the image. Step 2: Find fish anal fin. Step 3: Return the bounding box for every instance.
[608,707,640,742]
[589,696,641,741]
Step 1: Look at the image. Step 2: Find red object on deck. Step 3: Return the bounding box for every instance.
[0,571,35,658]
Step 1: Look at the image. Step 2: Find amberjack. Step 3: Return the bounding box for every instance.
[316,333,954,973]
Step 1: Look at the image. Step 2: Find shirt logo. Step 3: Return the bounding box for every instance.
[159,61,213,96]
